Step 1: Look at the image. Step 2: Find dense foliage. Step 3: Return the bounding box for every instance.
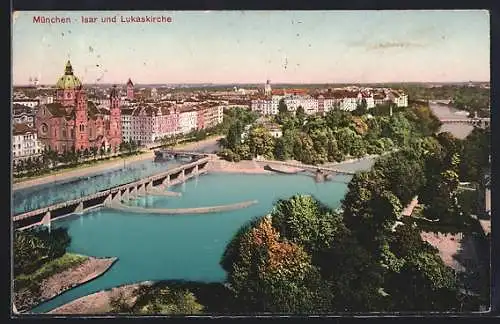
[220,121,490,312]
[13,226,74,311]
[109,283,205,315]
[14,226,71,277]
[218,102,442,165]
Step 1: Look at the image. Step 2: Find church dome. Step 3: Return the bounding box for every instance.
[56,60,83,90]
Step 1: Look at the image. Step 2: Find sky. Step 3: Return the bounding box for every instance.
[12,10,490,85]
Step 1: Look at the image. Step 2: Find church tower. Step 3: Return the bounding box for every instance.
[74,84,89,151]
[56,61,83,108]
[109,85,122,150]
[264,79,272,96]
[126,78,135,100]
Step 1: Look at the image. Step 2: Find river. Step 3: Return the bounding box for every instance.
[28,171,357,313]
[428,102,475,139]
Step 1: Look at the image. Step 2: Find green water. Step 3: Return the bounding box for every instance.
[30,172,351,313]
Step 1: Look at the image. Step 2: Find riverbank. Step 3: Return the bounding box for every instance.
[49,281,153,314]
[15,254,117,313]
[208,155,378,175]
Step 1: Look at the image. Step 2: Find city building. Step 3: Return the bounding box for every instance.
[178,106,198,134]
[13,104,35,127]
[12,99,39,109]
[35,60,122,153]
[123,103,180,144]
[121,108,134,142]
[12,123,44,163]
[197,103,224,130]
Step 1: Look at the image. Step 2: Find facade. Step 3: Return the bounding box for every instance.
[124,104,180,144]
[151,105,180,142]
[35,61,122,153]
[198,104,224,129]
[12,123,44,163]
[178,107,198,134]
[251,98,274,115]
[121,108,134,142]
[284,95,319,114]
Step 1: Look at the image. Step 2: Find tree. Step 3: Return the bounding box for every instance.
[295,106,306,126]
[273,137,289,161]
[270,195,347,252]
[133,287,204,315]
[373,150,427,206]
[14,226,71,276]
[277,99,291,124]
[91,147,98,160]
[459,127,490,182]
[222,216,326,313]
[226,121,243,151]
[341,169,402,250]
[353,98,368,116]
[247,127,275,159]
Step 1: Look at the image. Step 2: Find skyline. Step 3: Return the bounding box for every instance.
[12,10,490,85]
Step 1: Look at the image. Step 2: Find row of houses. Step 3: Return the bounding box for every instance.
[250,89,408,115]
[120,101,224,144]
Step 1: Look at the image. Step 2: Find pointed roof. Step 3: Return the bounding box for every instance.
[65,60,74,75]
[110,85,119,98]
[127,78,134,87]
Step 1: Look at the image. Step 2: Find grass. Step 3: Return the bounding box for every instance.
[15,253,88,288]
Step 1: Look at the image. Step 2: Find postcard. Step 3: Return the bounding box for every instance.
[11,10,491,316]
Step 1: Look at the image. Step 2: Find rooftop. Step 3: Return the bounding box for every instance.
[13,123,36,135]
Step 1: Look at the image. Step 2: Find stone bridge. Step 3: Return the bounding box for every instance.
[14,156,210,229]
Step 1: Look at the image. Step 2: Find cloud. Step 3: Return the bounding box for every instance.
[366,41,426,50]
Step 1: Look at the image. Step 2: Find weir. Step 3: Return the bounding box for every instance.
[13,156,210,229]
[105,200,259,215]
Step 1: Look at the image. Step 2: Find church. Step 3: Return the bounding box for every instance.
[36,61,122,153]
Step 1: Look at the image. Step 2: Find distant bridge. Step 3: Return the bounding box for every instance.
[440,118,490,128]
[14,155,210,229]
[155,149,210,160]
[259,160,356,177]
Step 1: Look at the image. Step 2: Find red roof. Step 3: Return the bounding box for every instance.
[13,123,35,135]
[271,89,308,96]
